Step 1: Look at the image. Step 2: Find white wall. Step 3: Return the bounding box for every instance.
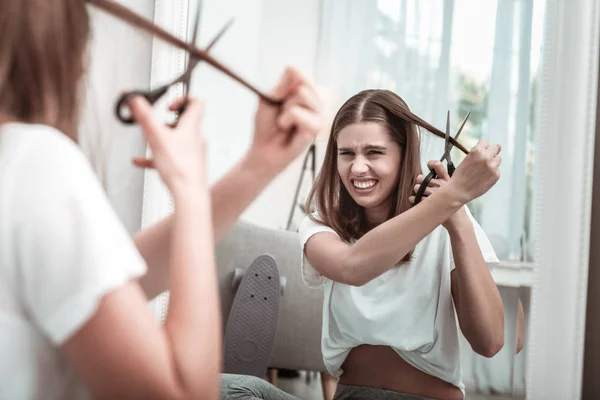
[191,0,322,230]
[242,0,323,230]
[192,0,265,186]
[81,1,155,234]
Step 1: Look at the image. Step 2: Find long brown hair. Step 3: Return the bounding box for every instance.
[305,89,449,259]
[0,0,90,141]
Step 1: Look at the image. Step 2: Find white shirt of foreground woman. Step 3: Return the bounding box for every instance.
[298,208,498,397]
[0,123,147,399]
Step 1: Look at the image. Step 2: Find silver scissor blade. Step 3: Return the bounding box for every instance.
[439,150,451,163]
[186,17,233,74]
[178,16,233,97]
[181,4,202,93]
[440,110,451,162]
[190,6,201,45]
[445,110,450,143]
[440,110,471,163]
[206,17,234,51]
[453,110,471,142]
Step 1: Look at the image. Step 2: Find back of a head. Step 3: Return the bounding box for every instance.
[0,0,90,141]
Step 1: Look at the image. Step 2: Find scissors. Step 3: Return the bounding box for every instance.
[413,110,471,205]
[115,10,234,124]
[89,0,282,110]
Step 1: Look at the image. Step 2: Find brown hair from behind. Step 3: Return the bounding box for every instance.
[305,89,448,261]
[0,0,90,141]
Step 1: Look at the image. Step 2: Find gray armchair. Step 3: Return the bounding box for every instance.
[215,220,326,373]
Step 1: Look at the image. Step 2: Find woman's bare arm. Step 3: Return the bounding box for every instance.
[448,211,504,358]
[62,98,220,399]
[305,185,464,286]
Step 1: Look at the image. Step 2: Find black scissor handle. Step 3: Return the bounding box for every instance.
[169,99,191,128]
[175,98,189,116]
[447,162,455,177]
[115,85,170,124]
[414,169,437,205]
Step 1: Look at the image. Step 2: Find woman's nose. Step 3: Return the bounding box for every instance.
[351,157,369,175]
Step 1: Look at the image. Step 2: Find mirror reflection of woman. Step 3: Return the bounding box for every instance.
[300,89,522,400]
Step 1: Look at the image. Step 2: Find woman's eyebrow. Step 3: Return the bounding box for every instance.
[364,145,387,151]
[337,144,387,152]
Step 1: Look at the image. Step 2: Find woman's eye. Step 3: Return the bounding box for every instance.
[339,152,354,156]
[368,150,383,155]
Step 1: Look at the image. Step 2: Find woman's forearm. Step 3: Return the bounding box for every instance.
[135,216,173,299]
[449,216,504,357]
[516,298,525,353]
[136,152,278,299]
[343,185,465,285]
[163,190,221,398]
[209,150,278,241]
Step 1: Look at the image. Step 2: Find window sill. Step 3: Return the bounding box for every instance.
[491,261,535,288]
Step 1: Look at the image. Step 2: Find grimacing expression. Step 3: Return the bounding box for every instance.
[336,122,403,210]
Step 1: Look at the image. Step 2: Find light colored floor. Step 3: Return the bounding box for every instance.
[275,372,323,399]
[274,371,524,400]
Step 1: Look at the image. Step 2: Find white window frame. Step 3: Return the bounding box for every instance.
[143,0,191,321]
[526,0,599,398]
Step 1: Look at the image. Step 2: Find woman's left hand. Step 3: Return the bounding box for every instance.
[249,66,324,173]
[409,160,469,230]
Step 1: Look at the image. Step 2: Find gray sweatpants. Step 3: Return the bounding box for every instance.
[220,374,437,400]
[220,374,300,400]
[333,383,437,400]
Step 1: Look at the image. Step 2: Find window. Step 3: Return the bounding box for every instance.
[316,0,545,262]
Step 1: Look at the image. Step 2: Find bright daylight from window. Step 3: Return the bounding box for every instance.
[355,0,546,262]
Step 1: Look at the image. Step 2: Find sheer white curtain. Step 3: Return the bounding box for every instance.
[316,0,455,167]
[481,0,535,262]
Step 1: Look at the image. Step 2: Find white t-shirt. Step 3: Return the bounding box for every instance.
[299,209,498,396]
[0,123,147,400]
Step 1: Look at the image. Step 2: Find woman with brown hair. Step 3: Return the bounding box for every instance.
[0,1,322,399]
[300,89,506,400]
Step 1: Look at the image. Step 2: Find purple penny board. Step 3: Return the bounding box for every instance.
[223,255,281,377]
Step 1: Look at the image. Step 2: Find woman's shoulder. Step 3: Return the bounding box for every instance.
[299,212,327,228]
[0,124,147,347]
[1,122,99,193]
[1,122,86,165]
[298,212,336,233]
[298,212,340,245]
[1,122,111,236]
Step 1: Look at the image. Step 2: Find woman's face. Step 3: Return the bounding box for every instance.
[336,122,402,211]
